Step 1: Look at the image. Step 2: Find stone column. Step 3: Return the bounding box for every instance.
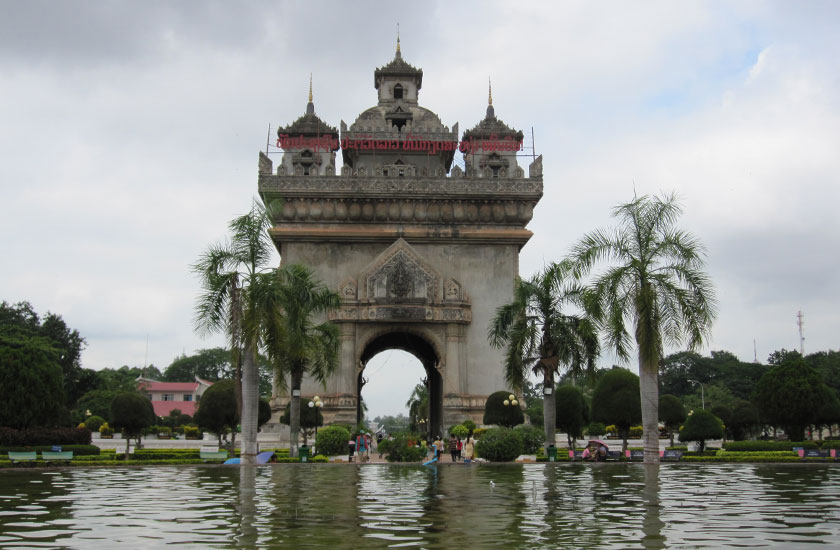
[444,323,463,394]
[339,322,357,396]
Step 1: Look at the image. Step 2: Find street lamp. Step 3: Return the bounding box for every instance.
[307,396,324,445]
[503,394,519,407]
[687,380,705,410]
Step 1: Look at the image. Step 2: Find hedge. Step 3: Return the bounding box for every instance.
[722,441,820,452]
[0,444,100,455]
[0,427,92,446]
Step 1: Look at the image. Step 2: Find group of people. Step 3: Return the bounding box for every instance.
[581,441,609,462]
[430,434,475,462]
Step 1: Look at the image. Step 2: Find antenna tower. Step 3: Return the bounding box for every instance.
[797,310,805,355]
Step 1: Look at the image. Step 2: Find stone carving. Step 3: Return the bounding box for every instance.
[339,279,357,301]
[368,249,434,302]
[444,278,465,302]
[450,165,463,177]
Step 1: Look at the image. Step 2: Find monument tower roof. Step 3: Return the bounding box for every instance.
[277,75,338,140]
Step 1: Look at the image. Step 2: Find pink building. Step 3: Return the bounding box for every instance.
[137,377,213,418]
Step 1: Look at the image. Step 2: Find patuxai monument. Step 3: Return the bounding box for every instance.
[260,40,543,438]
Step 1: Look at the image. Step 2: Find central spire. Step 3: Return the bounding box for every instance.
[486,77,495,119]
[306,73,314,115]
[396,23,401,58]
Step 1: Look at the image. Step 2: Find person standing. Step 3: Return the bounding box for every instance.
[456,437,463,461]
[449,434,458,462]
[463,435,475,462]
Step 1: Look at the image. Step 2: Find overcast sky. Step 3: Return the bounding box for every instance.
[2,1,838,419]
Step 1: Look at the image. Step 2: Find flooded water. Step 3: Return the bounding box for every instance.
[1,463,839,548]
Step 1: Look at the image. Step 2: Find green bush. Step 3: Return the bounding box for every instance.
[463,420,477,433]
[310,454,328,463]
[449,424,469,438]
[315,425,350,456]
[183,425,201,439]
[385,433,426,462]
[483,391,524,428]
[475,427,524,462]
[472,427,488,438]
[629,425,643,438]
[722,440,819,452]
[99,422,113,436]
[586,422,607,436]
[513,424,543,454]
[84,415,106,432]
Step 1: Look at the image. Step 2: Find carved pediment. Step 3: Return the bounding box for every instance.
[361,239,439,304]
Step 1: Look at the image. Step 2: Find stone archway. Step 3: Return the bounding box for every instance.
[260,48,543,434]
[358,330,443,439]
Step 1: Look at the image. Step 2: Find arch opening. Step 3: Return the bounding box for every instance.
[358,331,443,440]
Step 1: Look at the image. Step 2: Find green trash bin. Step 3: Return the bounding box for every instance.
[547,445,557,462]
[299,445,309,462]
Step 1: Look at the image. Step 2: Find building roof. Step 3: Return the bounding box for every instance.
[462,107,524,143]
[139,381,200,392]
[151,400,198,418]
[374,50,423,89]
[277,109,339,140]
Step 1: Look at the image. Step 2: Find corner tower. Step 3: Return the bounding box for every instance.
[259,46,543,438]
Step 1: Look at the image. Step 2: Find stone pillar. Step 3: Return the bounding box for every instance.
[339,323,357,396]
[444,323,463,394]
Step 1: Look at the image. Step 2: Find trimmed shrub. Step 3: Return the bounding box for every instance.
[472,427,488,438]
[475,427,524,462]
[679,410,724,452]
[483,391,524,428]
[629,425,643,438]
[449,424,469,438]
[183,425,202,439]
[586,422,607,437]
[315,425,350,456]
[384,433,426,462]
[514,424,544,454]
[462,420,477,433]
[99,422,113,436]
[83,415,106,432]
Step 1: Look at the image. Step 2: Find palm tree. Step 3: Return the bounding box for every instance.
[488,260,599,450]
[572,192,717,463]
[262,264,340,457]
[406,383,429,434]
[193,200,276,465]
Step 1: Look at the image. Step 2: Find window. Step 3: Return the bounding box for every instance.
[162,394,174,401]
[146,394,152,400]
[393,83,403,99]
[183,394,193,402]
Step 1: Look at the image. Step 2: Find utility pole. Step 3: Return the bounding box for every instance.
[797,310,805,355]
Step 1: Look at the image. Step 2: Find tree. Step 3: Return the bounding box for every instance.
[753,357,834,441]
[163,348,233,382]
[279,399,324,446]
[483,390,525,428]
[554,384,589,449]
[194,379,239,450]
[406,383,429,433]
[727,399,760,441]
[1,301,87,411]
[193,200,280,465]
[679,409,724,452]
[110,392,155,458]
[816,391,840,439]
[0,332,67,428]
[489,260,599,451]
[590,368,641,453]
[573,192,717,462]
[263,264,340,457]
[658,394,686,447]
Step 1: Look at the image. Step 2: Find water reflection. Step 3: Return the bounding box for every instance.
[2,464,840,548]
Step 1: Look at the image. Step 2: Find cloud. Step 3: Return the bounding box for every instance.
[2,1,839,418]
